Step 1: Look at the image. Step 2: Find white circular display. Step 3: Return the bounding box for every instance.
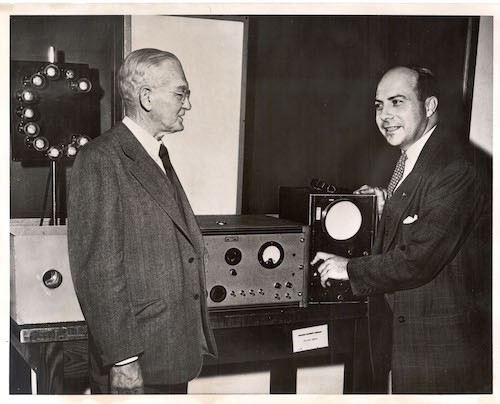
[67,146,77,156]
[22,91,34,102]
[78,137,89,146]
[261,245,281,265]
[79,81,89,91]
[324,200,362,240]
[32,75,43,86]
[34,138,46,149]
[26,123,37,135]
[24,108,34,118]
[48,148,60,158]
[46,67,56,77]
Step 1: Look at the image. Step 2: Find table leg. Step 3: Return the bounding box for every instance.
[10,341,32,394]
[36,342,64,394]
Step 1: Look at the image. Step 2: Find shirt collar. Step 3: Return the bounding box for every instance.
[122,116,162,161]
[405,125,437,167]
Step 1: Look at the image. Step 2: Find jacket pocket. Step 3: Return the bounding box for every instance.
[133,298,167,321]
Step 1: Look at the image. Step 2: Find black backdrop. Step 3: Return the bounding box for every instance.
[242,16,478,213]
[10,15,478,218]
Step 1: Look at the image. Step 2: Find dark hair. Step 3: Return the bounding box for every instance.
[405,65,439,101]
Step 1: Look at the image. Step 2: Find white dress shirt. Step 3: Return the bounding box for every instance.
[394,125,436,191]
[122,116,167,175]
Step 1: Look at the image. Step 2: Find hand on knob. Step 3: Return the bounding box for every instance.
[311,252,349,288]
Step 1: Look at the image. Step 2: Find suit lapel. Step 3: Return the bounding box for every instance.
[382,176,422,252]
[381,127,446,252]
[114,123,194,247]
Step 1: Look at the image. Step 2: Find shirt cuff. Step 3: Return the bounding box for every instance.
[114,356,139,367]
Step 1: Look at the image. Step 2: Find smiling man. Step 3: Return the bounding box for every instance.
[311,66,491,393]
[67,48,217,394]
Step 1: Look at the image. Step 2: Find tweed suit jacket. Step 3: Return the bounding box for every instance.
[68,122,217,385]
[347,126,491,393]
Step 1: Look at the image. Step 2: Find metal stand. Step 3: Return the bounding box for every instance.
[50,160,57,226]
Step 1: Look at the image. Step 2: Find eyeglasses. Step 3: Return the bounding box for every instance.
[171,88,191,103]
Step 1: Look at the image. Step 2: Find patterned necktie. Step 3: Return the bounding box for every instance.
[387,150,407,199]
[159,144,176,186]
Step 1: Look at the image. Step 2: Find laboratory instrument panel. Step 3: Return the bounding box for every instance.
[198,215,310,309]
[279,187,377,303]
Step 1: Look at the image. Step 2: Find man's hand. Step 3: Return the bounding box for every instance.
[354,185,387,219]
[311,252,349,287]
[110,360,144,394]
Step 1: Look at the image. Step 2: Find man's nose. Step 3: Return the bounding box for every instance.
[379,105,392,120]
[183,97,192,110]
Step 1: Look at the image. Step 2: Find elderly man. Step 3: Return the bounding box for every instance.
[68,48,217,394]
[312,66,491,393]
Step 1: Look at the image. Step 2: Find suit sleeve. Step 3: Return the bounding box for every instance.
[347,159,484,295]
[67,146,144,367]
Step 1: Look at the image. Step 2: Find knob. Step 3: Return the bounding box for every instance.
[28,136,49,152]
[17,89,37,103]
[19,122,40,137]
[64,69,75,80]
[47,146,63,161]
[363,251,369,256]
[229,268,237,276]
[285,282,293,288]
[225,248,242,266]
[75,135,91,147]
[17,106,36,120]
[230,291,236,297]
[209,285,227,303]
[274,294,281,300]
[285,293,291,299]
[249,289,255,296]
[69,78,92,93]
[66,144,78,158]
[240,290,246,296]
[44,64,60,80]
[274,282,282,289]
[26,73,47,88]
[43,269,63,289]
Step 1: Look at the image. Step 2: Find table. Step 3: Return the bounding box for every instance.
[11,302,373,394]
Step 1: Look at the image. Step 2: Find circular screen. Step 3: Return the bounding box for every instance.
[324,200,362,240]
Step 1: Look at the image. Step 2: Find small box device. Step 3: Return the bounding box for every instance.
[10,220,84,325]
[279,187,377,303]
[198,215,310,309]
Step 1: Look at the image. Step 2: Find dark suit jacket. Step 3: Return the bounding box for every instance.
[347,126,492,393]
[68,122,217,385]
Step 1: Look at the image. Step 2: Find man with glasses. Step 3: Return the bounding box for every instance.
[68,48,217,394]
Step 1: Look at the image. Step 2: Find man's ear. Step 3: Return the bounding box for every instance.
[139,86,153,112]
[425,96,438,118]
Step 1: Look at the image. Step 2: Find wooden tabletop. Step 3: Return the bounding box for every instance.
[12,301,367,344]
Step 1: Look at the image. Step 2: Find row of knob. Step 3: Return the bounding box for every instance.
[228,289,300,300]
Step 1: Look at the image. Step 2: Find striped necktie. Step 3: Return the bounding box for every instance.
[387,150,407,199]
